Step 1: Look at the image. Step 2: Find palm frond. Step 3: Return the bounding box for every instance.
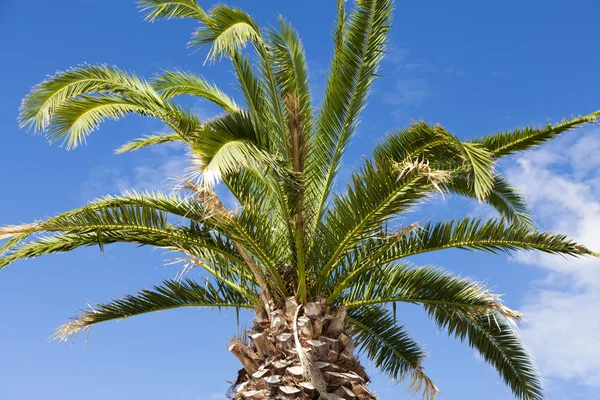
[431,309,543,400]
[456,142,495,200]
[339,263,520,321]
[54,278,252,341]
[306,0,394,236]
[138,0,206,22]
[152,69,239,113]
[444,174,534,227]
[189,110,281,187]
[48,95,153,149]
[115,133,184,154]
[19,64,152,133]
[381,217,596,263]
[268,17,312,139]
[347,306,438,400]
[192,5,262,61]
[316,158,450,287]
[0,200,236,270]
[475,111,599,158]
[374,122,496,200]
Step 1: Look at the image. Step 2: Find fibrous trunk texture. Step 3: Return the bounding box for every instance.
[229,298,376,400]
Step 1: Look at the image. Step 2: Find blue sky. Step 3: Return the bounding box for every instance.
[1,1,599,399]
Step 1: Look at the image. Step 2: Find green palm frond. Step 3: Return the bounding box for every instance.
[189,110,282,186]
[268,17,312,135]
[374,122,496,200]
[339,264,520,321]
[315,158,450,287]
[54,278,252,341]
[306,0,394,236]
[79,191,210,222]
[381,217,596,263]
[151,69,239,113]
[431,309,543,400]
[475,111,599,158]
[115,133,184,154]
[19,64,202,149]
[347,306,438,400]
[193,5,262,61]
[19,64,151,133]
[373,121,461,166]
[456,142,495,199]
[444,174,534,227]
[48,95,153,148]
[138,0,206,22]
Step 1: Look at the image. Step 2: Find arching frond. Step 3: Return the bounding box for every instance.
[306,0,394,236]
[79,191,210,223]
[0,201,235,269]
[19,64,152,133]
[189,110,281,186]
[54,278,252,341]
[347,306,438,400]
[193,5,262,60]
[431,310,543,400]
[152,69,239,113]
[380,217,596,263]
[48,95,152,148]
[475,111,599,158]
[339,264,520,321]
[138,0,206,22]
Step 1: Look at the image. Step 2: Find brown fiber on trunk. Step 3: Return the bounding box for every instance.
[229,298,376,400]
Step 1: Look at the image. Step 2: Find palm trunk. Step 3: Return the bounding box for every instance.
[229,299,376,400]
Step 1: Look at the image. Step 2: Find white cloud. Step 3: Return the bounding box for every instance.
[504,127,600,391]
[383,78,430,105]
[81,141,189,198]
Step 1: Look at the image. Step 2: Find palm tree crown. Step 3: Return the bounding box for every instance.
[2,1,598,399]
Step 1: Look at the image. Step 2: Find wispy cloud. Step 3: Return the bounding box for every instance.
[383,78,430,105]
[504,127,600,394]
[80,142,188,198]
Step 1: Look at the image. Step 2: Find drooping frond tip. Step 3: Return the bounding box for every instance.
[52,278,253,342]
[408,364,440,400]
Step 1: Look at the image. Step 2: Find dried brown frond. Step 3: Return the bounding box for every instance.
[0,223,38,240]
[408,365,440,400]
[393,158,451,194]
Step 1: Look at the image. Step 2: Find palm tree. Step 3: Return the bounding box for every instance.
[1,0,598,399]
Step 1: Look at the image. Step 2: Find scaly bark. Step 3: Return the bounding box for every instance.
[229,298,377,400]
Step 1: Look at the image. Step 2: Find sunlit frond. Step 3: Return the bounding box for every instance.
[192,5,262,60]
[152,69,239,112]
[115,133,184,154]
[138,0,206,22]
[19,64,151,133]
